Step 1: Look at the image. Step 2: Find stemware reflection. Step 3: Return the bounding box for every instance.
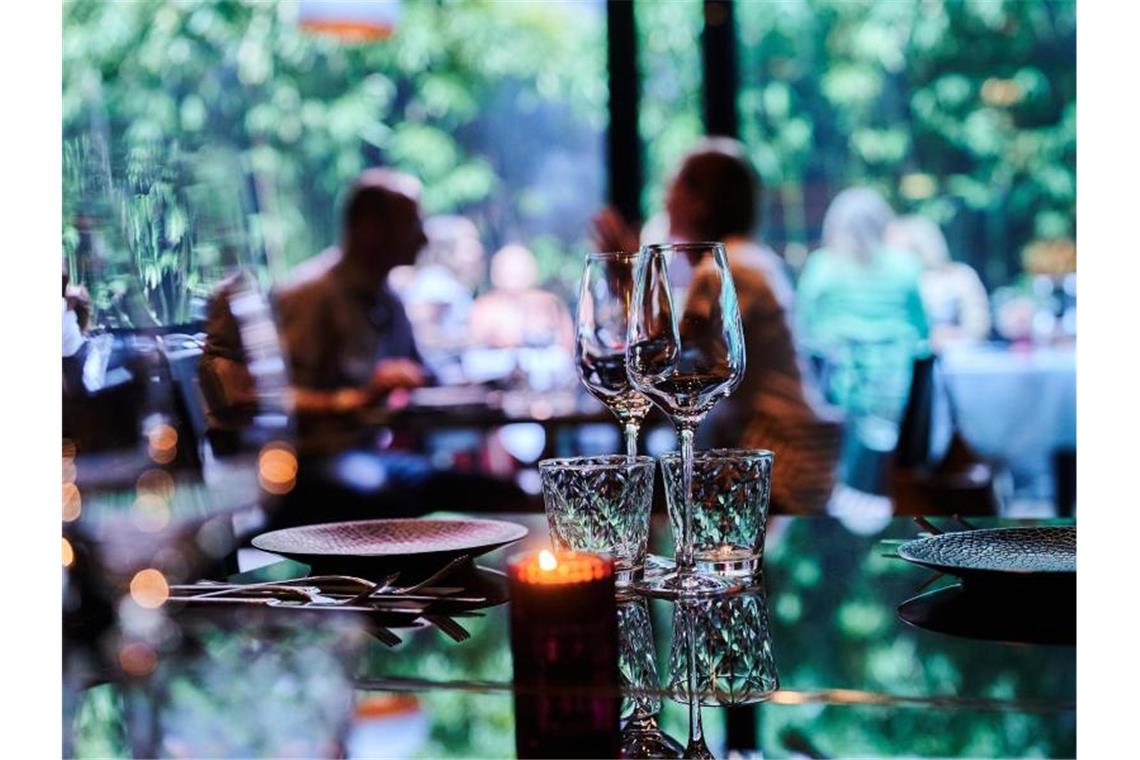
[617,598,685,759]
[669,589,779,707]
[664,589,779,758]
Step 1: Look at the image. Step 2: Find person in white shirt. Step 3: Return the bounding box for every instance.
[885,215,991,349]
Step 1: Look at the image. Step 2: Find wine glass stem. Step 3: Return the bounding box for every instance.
[679,427,695,574]
[623,422,639,458]
[685,604,706,754]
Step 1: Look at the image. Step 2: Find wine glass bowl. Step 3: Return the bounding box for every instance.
[626,242,746,597]
[576,252,654,456]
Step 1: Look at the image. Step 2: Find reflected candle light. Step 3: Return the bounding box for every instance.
[508,549,620,759]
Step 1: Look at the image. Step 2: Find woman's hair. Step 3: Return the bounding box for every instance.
[885,215,950,269]
[674,137,763,240]
[820,186,895,263]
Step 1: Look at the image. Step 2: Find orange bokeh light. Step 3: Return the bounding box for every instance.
[137,469,175,500]
[129,568,170,609]
[62,537,74,567]
[147,424,179,464]
[258,443,298,495]
[118,642,158,677]
[62,483,82,522]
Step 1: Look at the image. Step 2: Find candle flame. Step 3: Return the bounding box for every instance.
[538,550,557,571]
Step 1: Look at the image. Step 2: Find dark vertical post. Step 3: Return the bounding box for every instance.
[702,0,739,137]
[725,704,758,754]
[606,0,643,224]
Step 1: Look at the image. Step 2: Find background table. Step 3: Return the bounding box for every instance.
[932,344,1076,503]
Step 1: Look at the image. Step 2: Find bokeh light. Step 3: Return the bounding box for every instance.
[147,423,179,464]
[130,568,170,609]
[62,483,82,522]
[118,641,158,677]
[134,493,171,533]
[137,468,175,500]
[258,442,298,495]
[62,537,74,567]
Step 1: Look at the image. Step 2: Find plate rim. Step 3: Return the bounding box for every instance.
[251,517,529,558]
[896,525,1076,577]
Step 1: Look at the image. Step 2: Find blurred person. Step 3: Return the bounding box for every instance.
[593,137,841,514]
[885,215,990,349]
[796,187,929,350]
[62,262,91,399]
[275,169,430,451]
[62,262,90,360]
[467,243,573,351]
[390,215,484,352]
[796,187,930,473]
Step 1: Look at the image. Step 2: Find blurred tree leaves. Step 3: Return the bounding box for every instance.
[63,0,605,326]
[736,0,1075,284]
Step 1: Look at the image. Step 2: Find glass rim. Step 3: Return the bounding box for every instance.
[641,241,727,255]
[658,448,774,463]
[538,454,656,470]
[585,250,644,260]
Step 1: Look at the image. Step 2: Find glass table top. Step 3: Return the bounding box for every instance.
[350,513,1075,758]
[68,513,1076,758]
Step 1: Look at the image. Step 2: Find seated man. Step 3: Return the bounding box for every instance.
[275,169,430,453]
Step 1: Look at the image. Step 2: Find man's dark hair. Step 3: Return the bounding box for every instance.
[344,184,394,230]
[676,137,763,240]
[342,168,422,231]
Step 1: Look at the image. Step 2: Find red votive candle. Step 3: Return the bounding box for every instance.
[508,549,620,759]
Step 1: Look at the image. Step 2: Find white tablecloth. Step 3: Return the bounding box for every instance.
[931,344,1076,498]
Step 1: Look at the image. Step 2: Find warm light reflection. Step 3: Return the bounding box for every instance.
[134,493,171,532]
[899,172,937,200]
[62,483,82,522]
[981,77,1023,107]
[130,568,170,609]
[539,549,558,571]
[62,537,74,567]
[259,442,298,495]
[147,423,179,464]
[62,438,77,462]
[137,468,175,500]
[118,642,158,677]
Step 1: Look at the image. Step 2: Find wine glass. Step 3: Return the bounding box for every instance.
[576,251,654,457]
[626,242,745,596]
[617,598,684,758]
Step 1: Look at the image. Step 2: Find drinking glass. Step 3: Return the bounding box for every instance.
[668,590,779,707]
[538,455,656,584]
[576,252,654,456]
[626,242,745,596]
[659,449,773,579]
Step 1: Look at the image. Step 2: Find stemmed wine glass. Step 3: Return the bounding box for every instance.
[576,252,654,457]
[626,242,745,596]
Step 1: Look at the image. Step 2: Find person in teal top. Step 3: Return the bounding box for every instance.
[796,187,930,419]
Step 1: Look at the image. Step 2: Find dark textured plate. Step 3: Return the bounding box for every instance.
[251,518,528,577]
[897,526,1075,587]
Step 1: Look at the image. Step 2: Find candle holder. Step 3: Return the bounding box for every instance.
[508,549,621,759]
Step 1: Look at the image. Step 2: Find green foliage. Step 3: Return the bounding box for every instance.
[735,0,1076,283]
[64,0,1074,322]
[63,0,605,325]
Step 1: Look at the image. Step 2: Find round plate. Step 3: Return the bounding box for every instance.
[897,526,1075,587]
[251,518,528,576]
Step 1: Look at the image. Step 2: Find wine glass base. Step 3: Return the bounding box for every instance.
[632,571,741,599]
[620,723,685,759]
